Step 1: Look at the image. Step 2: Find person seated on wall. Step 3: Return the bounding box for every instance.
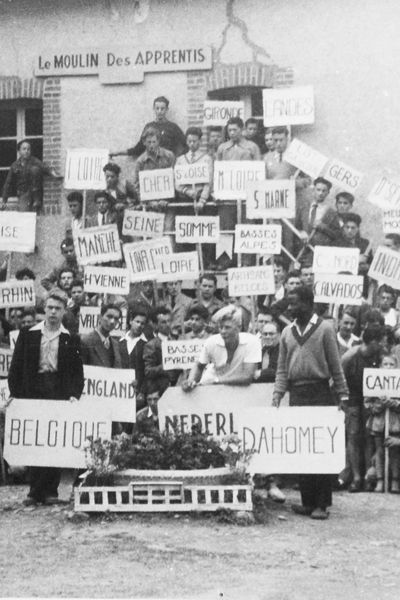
[102,162,136,214]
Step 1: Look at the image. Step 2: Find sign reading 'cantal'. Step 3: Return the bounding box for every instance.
[246,179,296,219]
[73,225,122,266]
[363,368,400,397]
[122,209,165,238]
[234,224,282,255]
[139,168,175,201]
[83,266,130,295]
[64,149,109,190]
[313,246,360,275]
[0,212,36,253]
[0,280,35,308]
[202,101,244,126]
[213,161,265,200]
[368,245,400,290]
[284,138,328,180]
[262,86,315,126]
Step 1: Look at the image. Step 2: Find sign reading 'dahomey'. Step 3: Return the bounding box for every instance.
[312,246,360,275]
[83,266,130,295]
[81,365,135,422]
[262,86,315,126]
[122,209,165,238]
[382,209,400,234]
[313,274,364,305]
[0,347,13,377]
[239,407,345,475]
[368,246,400,290]
[324,158,364,193]
[284,138,328,180]
[4,399,112,469]
[227,266,275,297]
[175,216,219,243]
[139,168,175,201]
[363,368,400,397]
[64,148,109,190]
[0,212,36,253]
[202,101,245,126]
[174,162,210,185]
[73,225,122,266]
[162,339,204,371]
[246,179,296,219]
[368,173,400,210]
[213,161,265,201]
[158,383,277,437]
[0,280,35,308]
[156,251,200,283]
[234,225,281,255]
[123,237,172,283]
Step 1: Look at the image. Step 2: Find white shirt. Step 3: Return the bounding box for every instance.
[337,332,359,350]
[124,332,147,355]
[30,321,69,373]
[291,313,319,337]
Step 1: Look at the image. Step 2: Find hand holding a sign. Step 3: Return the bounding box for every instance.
[272,392,283,408]
[182,379,198,392]
[69,396,79,403]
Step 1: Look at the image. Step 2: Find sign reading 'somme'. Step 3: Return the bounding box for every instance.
[313,246,360,275]
[64,149,109,190]
[246,179,296,219]
[175,216,219,243]
[0,280,35,308]
[313,274,364,305]
[203,101,244,126]
[0,212,36,253]
[368,246,400,290]
[227,266,275,297]
[139,168,175,201]
[234,225,282,255]
[73,225,122,266]
[262,86,315,126]
[213,161,265,200]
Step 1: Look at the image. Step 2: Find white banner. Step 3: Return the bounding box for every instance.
[368,173,400,210]
[79,306,100,335]
[234,224,281,255]
[313,274,364,305]
[83,266,130,295]
[246,179,296,219]
[240,407,345,474]
[0,279,35,308]
[363,368,400,397]
[284,138,328,179]
[0,347,13,377]
[213,161,265,200]
[162,339,204,371]
[202,100,245,126]
[174,162,210,185]
[382,209,400,234]
[64,148,109,190]
[324,158,364,193]
[123,237,172,283]
[262,85,315,126]
[122,209,165,238]
[139,168,175,201]
[73,225,122,266]
[4,399,112,468]
[227,266,275,297]
[175,216,219,243]
[81,365,136,422]
[312,246,360,275]
[156,251,200,283]
[368,245,400,290]
[0,212,36,253]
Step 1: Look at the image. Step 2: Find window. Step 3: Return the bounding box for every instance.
[208,86,266,140]
[0,100,43,195]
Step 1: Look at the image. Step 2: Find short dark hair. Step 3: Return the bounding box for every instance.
[0,314,11,336]
[245,118,258,127]
[335,191,354,204]
[94,190,111,204]
[127,305,148,323]
[185,126,202,139]
[289,285,314,307]
[142,126,161,142]
[313,177,332,190]
[362,323,385,344]
[100,303,122,318]
[378,284,397,298]
[385,233,400,246]
[103,162,121,175]
[209,126,222,133]
[272,126,289,136]
[17,139,31,151]
[287,269,301,279]
[15,268,35,280]
[186,305,209,321]
[67,191,83,204]
[361,308,385,328]
[226,117,244,129]
[71,279,84,289]
[150,305,171,323]
[60,237,74,250]
[22,307,36,318]
[58,267,75,279]
[200,273,217,286]
[153,96,169,107]
[341,306,359,320]
[342,212,361,227]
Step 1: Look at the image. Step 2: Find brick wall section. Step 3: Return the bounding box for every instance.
[0,77,43,100]
[42,78,62,215]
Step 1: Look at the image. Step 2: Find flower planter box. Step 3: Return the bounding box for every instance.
[113,467,234,486]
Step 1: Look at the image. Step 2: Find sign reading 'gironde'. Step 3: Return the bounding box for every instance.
[64,149,109,190]
[202,101,244,126]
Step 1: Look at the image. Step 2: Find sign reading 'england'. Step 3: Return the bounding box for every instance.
[213,161,265,200]
[122,209,165,238]
[227,266,275,297]
[202,101,245,126]
[234,225,282,255]
[284,138,328,180]
[175,216,219,243]
[246,179,296,219]
[313,274,364,305]
[313,246,360,275]
[0,212,36,253]
[262,86,315,126]
[368,245,400,290]
[81,365,136,422]
[73,225,122,266]
[139,168,175,201]
[64,149,109,190]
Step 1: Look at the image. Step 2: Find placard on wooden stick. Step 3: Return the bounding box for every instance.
[202,101,244,126]
[246,179,296,219]
[313,274,364,305]
[0,212,36,253]
[175,216,219,243]
[234,224,282,255]
[213,161,265,200]
[122,209,165,238]
[363,368,400,397]
[123,237,172,283]
[0,280,35,308]
[162,339,205,371]
[139,168,175,201]
[64,148,109,190]
[324,158,364,193]
[262,86,315,126]
[83,266,130,295]
[156,251,200,283]
[73,225,122,266]
[368,245,400,290]
[227,266,275,297]
[284,138,328,179]
[313,246,360,275]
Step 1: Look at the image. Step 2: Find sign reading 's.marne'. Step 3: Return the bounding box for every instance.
[83,266,129,295]
[175,216,219,243]
[0,280,35,308]
[313,274,364,305]
[139,168,175,201]
[227,266,275,297]
[363,368,400,397]
[313,246,360,275]
[368,245,400,290]
[213,161,265,200]
[234,224,281,255]
[246,179,295,219]
[0,212,36,253]
[162,339,204,371]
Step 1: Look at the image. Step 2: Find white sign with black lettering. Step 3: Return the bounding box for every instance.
[83,266,130,295]
[174,162,210,185]
[284,138,328,179]
[162,339,204,371]
[382,209,400,234]
[0,212,36,253]
[312,246,360,275]
[234,224,281,255]
[313,274,364,305]
[64,148,109,190]
[123,237,172,283]
[79,307,127,337]
[368,246,400,290]
[324,158,364,193]
[122,209,165,238]
[73,225,122,266]
[227,266,275,297]
[213,161,265,200]
[9,329,19,351]
[262,86,315,126]
[363,368,400,397]
[175,216,219,243]
[0,280,35,308]
[0,379,9,410]
[246,179,296,219]
[368,173,400,210]
[0,348,13,377]
[203,101,245,126]
[4,399,112,468]
[156,251,200,283]
[81,365,135,422]
[139,168,175,201]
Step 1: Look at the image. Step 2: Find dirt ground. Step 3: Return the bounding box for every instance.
[1,473,400,600]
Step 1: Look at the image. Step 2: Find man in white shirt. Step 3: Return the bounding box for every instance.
[120,307,150,410]
[337,309,360,357]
